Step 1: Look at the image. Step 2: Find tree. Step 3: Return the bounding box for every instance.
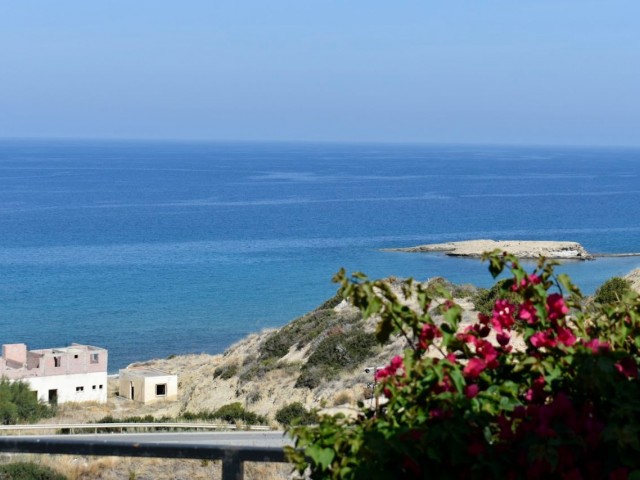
[0,378,52,425]
[594,276,632,304]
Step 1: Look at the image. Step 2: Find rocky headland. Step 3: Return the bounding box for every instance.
[386,239,594,260]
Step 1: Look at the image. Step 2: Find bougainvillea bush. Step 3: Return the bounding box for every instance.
[286,252,640,479]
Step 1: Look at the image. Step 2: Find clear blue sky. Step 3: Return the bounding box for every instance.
[1,1,638,145]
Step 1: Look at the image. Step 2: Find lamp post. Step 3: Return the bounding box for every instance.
[364,366,384,411]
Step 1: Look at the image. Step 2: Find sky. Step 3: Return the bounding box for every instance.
[1,1,639,146]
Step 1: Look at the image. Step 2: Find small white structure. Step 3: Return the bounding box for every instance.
[119,367,178,404]
[0,343,108,404]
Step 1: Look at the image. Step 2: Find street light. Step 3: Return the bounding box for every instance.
[364,366,384,410]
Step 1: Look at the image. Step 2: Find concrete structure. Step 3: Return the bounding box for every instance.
[119,368,178,404]
[0,343,108,404]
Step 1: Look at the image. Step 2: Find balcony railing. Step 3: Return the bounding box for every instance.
[0,436,288,480]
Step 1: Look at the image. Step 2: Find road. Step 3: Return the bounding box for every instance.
[10,431,291,448]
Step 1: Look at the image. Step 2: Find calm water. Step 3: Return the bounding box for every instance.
[1,140,639,370]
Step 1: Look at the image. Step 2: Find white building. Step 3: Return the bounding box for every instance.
[119,367,178,404]
[0,343,108,404]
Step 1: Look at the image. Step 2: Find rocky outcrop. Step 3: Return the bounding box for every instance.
[625,268,640,293]
[386,239,593,260]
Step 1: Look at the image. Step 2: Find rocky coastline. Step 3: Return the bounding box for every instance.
[385,239,594,260]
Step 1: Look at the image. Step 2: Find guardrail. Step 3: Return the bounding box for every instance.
[0,437,288,480]
[0,422,271,433]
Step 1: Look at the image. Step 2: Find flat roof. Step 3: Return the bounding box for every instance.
[120,368,175,378]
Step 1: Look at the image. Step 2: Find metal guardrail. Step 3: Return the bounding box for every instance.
[0,437,288,480]
[0,422,271,433]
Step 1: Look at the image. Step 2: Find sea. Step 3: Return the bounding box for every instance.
[1,139,639,371]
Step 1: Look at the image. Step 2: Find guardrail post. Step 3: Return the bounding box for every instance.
[222,450,244,480]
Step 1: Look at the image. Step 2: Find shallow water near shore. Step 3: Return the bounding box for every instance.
[1,140,639,370]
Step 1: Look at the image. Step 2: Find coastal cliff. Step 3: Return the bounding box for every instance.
[387,239,593,260]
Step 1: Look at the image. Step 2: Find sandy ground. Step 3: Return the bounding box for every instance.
[388,239,593,260]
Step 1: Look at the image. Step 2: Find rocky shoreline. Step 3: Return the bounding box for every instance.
[385,239,594,260]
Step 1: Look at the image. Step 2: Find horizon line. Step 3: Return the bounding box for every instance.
[1,135,639,150]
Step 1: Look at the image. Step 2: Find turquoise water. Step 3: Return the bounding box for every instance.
[1,140,639,370]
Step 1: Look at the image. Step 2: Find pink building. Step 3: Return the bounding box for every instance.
[0,343,108,404]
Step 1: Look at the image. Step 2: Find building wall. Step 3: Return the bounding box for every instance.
[119,374,146,402]
[37,348,107,377]
[2,344,27,364]
[24,371,108,404]
[119,372,178,404]
[141,375,178,404]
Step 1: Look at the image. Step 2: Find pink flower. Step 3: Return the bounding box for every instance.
[445,353,457,363]
[511,273,541,291]
[476,340,499,367]
[465,383,479,398]
[615,357,638,378]
[496,332,510,346]
[530,330,557,349]
[390,355,403,371]
[376,355,404,380]
[463,358,487,378]
[584,338,610,354]
[374,367,390,381]
[524,376,545,403]
[418,323,441,350]
[557,327,576,347]
[547,293,569,322]
[518,301,538,324]
[492,299,516,333]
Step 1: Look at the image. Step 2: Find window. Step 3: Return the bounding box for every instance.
[54,356,61,367]
[92,385,96,390]
[90,353,99,364]
[76,386,84,392]
[74,354,78,359]
[156,384,167,396]
[99,385,103,389]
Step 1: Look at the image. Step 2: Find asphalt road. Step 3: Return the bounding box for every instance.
[11,431,291,448]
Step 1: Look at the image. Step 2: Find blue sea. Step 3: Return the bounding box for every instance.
[1,140,639,371]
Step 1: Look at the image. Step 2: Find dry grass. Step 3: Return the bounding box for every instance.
[2,454,292,480]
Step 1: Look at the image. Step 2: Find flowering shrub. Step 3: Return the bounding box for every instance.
[286,251,640,479]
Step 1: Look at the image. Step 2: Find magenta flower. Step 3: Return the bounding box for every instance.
[465,383,480,398]
[530,330,557,349]
[557,327,576,347]
[463,358,487,378]
[615,357,638,378]
[492,299,516,333]
[518,300,538,324]
[583,338,610,354]
[547,293,569,322]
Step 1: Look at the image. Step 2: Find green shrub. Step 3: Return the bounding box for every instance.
[593,276,632,304]
[317,293,344,310]
[0,379,53,425]
[0,462,67,480]
[238,358,278,383]
[287,256,640,479]
[295,330,377,389]
[294,367,324,389]
[259,303,362,361]
[472,278,518,315]
[213,363,239,380]
[275,402,317,426]
[260,333,292,359]
[210,402,267,425]
[306,330,376,371]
